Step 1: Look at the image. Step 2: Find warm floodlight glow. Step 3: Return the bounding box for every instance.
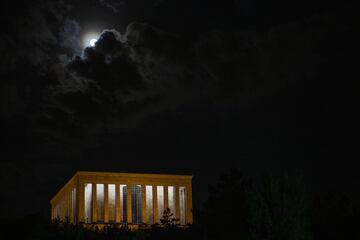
[96,184,104,221]
[157,186,164,222]
[168,186,175,215]
[179,186,186,225]
[108,184,116,222]
[120,185,127,222]
[84,183,92,223]
[90,38,97,47]
[146,186,154,224]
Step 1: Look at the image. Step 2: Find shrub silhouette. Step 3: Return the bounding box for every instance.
[159,208,178,226]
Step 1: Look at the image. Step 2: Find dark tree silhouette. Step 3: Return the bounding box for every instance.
[249,174,311,240]
[311,192,360,240]
[202,168,251,240]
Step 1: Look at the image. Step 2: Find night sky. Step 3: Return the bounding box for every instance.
[0,0,357,219]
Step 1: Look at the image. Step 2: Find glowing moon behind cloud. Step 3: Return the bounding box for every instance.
[90,38,97,47]
[82,32,100,48]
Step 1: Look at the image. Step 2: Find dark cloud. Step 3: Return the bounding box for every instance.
[59,19,82,56]
[0,84,25,118]
[99,0,126,13]
[62,23,211,124]
[0,1,72,73]
[37,13,335,155]
[0,3,348,157]
[29,22,224,156]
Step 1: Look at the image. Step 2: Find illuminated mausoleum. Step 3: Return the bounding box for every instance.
[50,171,193,225]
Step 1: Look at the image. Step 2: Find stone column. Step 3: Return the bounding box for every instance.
[59,199,63,221]
[77,181,85,223]
[68,189,72,222]
[92,183,98,223]
[175,186,180,223]
[51,205,53,220]
[73,188,77,223]
[104,184,109,223]
[115,184,121,223]
[153,185,158,223]
[62,198,66,221]
[164,185,169,210]
[186,185,193,224]
[126,184,132,223]
[65,191,68,221]
[67,190,71,222]
[141,185,147,224]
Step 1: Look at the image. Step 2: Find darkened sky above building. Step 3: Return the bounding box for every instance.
[0,0,357,218]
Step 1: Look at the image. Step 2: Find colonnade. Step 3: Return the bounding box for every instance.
[77,183,188,224]
[51,172,193,225]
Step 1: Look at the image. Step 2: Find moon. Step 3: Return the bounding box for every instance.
[90,38,97,47]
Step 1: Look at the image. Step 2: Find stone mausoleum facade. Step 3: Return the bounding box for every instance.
[50,171,193,225]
